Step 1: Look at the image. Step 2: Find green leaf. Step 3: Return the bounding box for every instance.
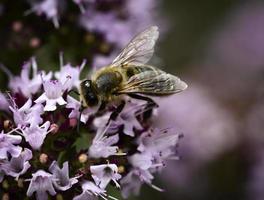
[72,134,91,152]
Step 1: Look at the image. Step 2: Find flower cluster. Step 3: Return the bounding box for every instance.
[25,0,163,67]
[0,56,182,200]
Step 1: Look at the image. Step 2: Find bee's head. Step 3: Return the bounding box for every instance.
[80,80,99,107]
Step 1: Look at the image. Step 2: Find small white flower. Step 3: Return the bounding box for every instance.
[35,80,67,111]
[7,58,52,98]
[90,163,121,189]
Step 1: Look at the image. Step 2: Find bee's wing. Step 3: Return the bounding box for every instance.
[117,67,188,95]
[112,26,159,67]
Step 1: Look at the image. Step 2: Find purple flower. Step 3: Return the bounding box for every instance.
[21,121,51,150]
[92,54,116,70]
[49,161,78,191]
[137,128,180,153]
[113,100,143,137]
[90,163,121,189]
[26,170,56,200]
[73,181,108,200]
[0,92,9,111]
[154,86,237,190]
[9,98,44,128]
[121,168,163,199]
[92,112,119,133]
[128,128,179,173]
[88,126,120,158]
[8,58,52,98]
[29,0,60,28]
[35,80,67,111]
[66,96,93,123]
[0,130,22,159]
[0,148,32,179]
[80,11,133,48]
[55,58,86,91]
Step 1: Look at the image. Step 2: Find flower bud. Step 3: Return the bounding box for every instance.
[29,37,41,48]
[118,165,125,174]
[2,180,9,189]
[56,194,63,200]
[50,123,59,134]
[78,153,88,163]
[17,178,24,188]
[39,153,48,164]
[69,118,78,128]
[3,120,12,131]
[12,21,22,32]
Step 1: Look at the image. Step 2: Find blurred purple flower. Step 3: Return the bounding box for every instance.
[49,161,78,191]
[21,121,51,150]
[26,170,56,200]
[0,148,32,179]
[0,92,9,111]
[154,85,237,188]
[3,58,52,98]
[200,2,264,101]
[28,0,60,28]
[80,0,163,49]
[0,130,22,159]
[121,168,162,199]
[245,100,264,143]
[90,163,121,189]
[248,148,264,200]
[92,54,116,70]
[35,80,67,111]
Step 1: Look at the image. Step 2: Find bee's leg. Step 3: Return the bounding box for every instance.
[127,94,158,121]
[106,100,126,125]
[98,101,106,112]
[127,93,158,108]
[77,104,84,133]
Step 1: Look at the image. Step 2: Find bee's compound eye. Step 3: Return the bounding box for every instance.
[81,80,99,107]
[85,80,91,87]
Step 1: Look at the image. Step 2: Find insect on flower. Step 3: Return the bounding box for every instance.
[79,26,188,110]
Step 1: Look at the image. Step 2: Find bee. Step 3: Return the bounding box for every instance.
[79,26,188,108]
